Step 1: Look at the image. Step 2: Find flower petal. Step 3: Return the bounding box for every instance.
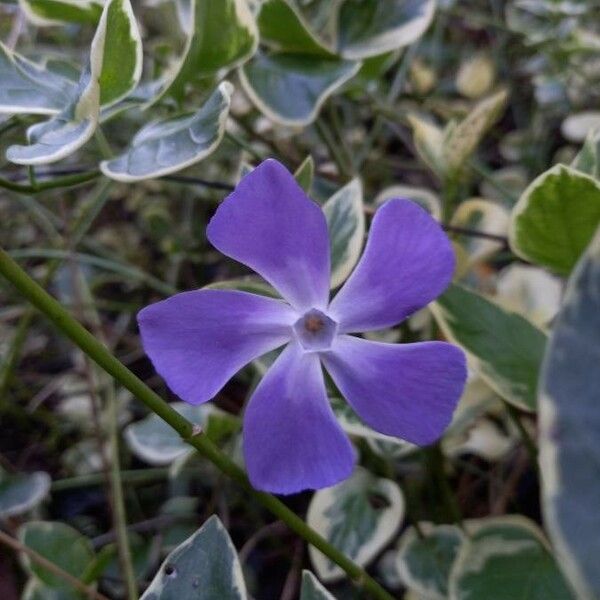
[243,342,355,494]
[329,199,455,332]
[138,290,296,405]
[207,159,331,311]
[322,335,467,445]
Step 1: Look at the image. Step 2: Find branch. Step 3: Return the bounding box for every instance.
[0,246,395,600]
[0,529,109,600]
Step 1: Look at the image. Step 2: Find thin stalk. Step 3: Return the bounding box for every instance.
[0,530,110,600]
[51,467,173,491]
[315,118,352,178]
[0,180,113,401]
[0,246,394,600]
[69,260,137,600]
[0,170,100,193]
[225,130,264,162]
[505,403,538,470]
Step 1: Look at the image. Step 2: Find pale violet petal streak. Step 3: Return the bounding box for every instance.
[322,335,466,445]
[207,159,331,312]
[329,199,455,333]
[243,341,355,494]
[137,290,297,405]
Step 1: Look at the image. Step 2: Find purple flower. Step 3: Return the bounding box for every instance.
[138,159,467,494]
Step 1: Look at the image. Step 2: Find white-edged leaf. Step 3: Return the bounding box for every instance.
[97,0,143,107]
[571,127,600,178]
[539,228,600,600]
[407,114,447,178]
[300,570,336,600]
[124,401,231,465]
[509,164,600,275]
[448,516,575,600]
[442,89,508,175]
[307,468,404,582]
[204,276,279,297]
[0,41,76,115]
[336,0,436,60]
[101,82,232,182]
[431,284,547,412]
[450,198,509,264]
[0,471,51,518]
[19,521,95,589]
[258,0,333,56]
[19,0,104,26]
[323,178,364,288]
[141,516,247,599]
[396,523,465,600]
[156,0,257,104]
[5,0,136,164]
[294,154,315,193]
[239,52,359,126]
[6,59,101,165]
[374,184,441,220]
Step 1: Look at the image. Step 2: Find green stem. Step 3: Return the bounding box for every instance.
[51,467,173,491]
[0,180,113,401]
[0,170,100,194]
[0,247,394,600]
[225,130,264,162]
[505,403,538,470]
[315,118,352,178]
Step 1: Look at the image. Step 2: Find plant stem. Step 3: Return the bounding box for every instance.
[0,170,100,193]
[315,118,352,178]
[51,467,174,491]
[505,403,538,470]
[225,130,264,162]
[0,247,394,600]
[0,529,110,600]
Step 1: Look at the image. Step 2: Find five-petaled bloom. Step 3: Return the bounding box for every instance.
[138,159,467,494]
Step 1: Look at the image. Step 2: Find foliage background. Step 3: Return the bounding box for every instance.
[1,0,600,599]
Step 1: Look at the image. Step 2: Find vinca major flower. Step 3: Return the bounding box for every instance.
[138,159,467,494]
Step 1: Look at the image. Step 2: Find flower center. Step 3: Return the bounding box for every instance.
[293,309,338,352]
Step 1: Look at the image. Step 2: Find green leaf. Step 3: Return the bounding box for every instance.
[258,0,333,56]
[571,127,600,178]
[240,52,359,126]
[19,521,95,589]
[323,178,365,288]
[294,155,315,193]
[6,0,140,164]
[6,58,100,165]
[157,0,257,104]
[431,284,547,412]
[141,516,247,599]
[0,470,51,518]
[307,468,404,582]
[97,0,143,106]
[124,401,237,465]
[336,0,436,59]
[396,524,464,600]
[449,517,575,600]
[18,0,103,26]
[0,41,76,114]
[442,89,508,175]
[509,164,600,275]
[300,570,336,600]
[539,227,600,600]
[101,82,232,182]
